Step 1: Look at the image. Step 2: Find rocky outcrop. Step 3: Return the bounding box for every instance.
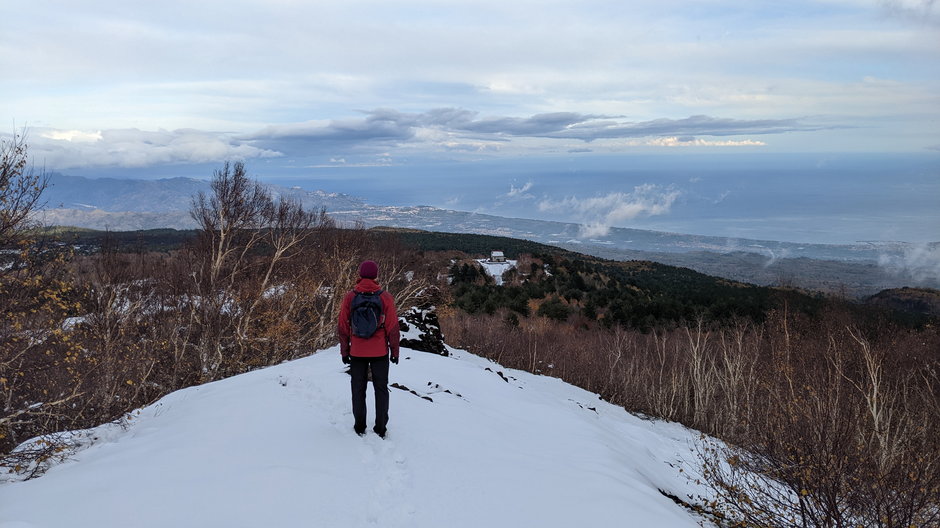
[398,306,448,356]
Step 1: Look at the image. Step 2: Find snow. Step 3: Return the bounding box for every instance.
[60,316,87,331]
[262,285,289,299]
[476,259,517,285]
[0,346,706,528]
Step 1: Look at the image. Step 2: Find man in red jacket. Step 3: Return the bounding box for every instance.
[337,260,400,438]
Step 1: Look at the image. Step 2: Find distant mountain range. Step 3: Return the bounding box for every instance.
[41,173,365,214]
[36,173,939,296]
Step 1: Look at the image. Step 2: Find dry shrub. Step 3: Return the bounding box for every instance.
[1,160,436,475]
[441,308,940,527]
[0,134,79,457]
[697,313,940,527]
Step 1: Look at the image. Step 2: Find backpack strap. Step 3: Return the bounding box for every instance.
[376,290,386,328]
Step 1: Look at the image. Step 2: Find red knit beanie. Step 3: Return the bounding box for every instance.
[358,260,378,279]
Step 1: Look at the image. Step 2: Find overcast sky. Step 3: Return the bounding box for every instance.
[2,0,939,171]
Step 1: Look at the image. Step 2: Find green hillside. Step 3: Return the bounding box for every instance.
[39,226,929,329]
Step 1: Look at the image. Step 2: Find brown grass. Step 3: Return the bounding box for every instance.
[441,308,940,527]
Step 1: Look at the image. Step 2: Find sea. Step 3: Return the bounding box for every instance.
[264,152,940,246]
[69,152,939,246]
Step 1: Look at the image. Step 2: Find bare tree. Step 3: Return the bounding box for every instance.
[190,161,271,292]
[231,198,320,355]
[0,133,47,248]
[188,162,344,377]
[189,162,272,378]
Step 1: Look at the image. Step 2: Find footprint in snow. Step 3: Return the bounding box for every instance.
[361,435,415,524]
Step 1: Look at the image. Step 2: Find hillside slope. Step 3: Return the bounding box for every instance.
[0,346,704,527]
[866,287,940,317]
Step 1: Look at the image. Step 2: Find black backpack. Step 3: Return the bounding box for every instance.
[350,290,385,338]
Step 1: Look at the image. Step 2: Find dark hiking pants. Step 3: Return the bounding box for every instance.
[350,355,389,434]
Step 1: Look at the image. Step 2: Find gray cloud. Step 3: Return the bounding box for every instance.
[243,108,823,153]
[243,108,610,152]
[27,128,280,170]
[546,115,832,141]
[428,111,819,140]
[242,109,420,155]
[879,0,939,24]
[456,112,606,136]
[419,108,479,128]
[24,108,830,170]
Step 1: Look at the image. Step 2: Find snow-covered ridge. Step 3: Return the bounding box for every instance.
[0,345,706,527]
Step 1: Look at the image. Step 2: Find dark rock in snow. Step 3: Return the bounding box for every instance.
[399,306,448,356]
[390,382,434,402]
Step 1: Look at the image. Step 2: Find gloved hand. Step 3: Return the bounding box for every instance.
[390,355,399,365]
[342,355,351,365]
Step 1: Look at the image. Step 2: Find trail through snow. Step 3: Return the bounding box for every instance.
[0,346,707,527]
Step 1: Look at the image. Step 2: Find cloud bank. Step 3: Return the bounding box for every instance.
[879,243,940,283]
[245,109,813,145]
[18,108,802,169]
[538,184,681,238]
[27,128,280,170]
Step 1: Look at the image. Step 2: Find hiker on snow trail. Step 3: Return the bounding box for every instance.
[337,260,400,438]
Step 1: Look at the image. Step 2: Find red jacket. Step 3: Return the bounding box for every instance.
[337,278,400,359]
